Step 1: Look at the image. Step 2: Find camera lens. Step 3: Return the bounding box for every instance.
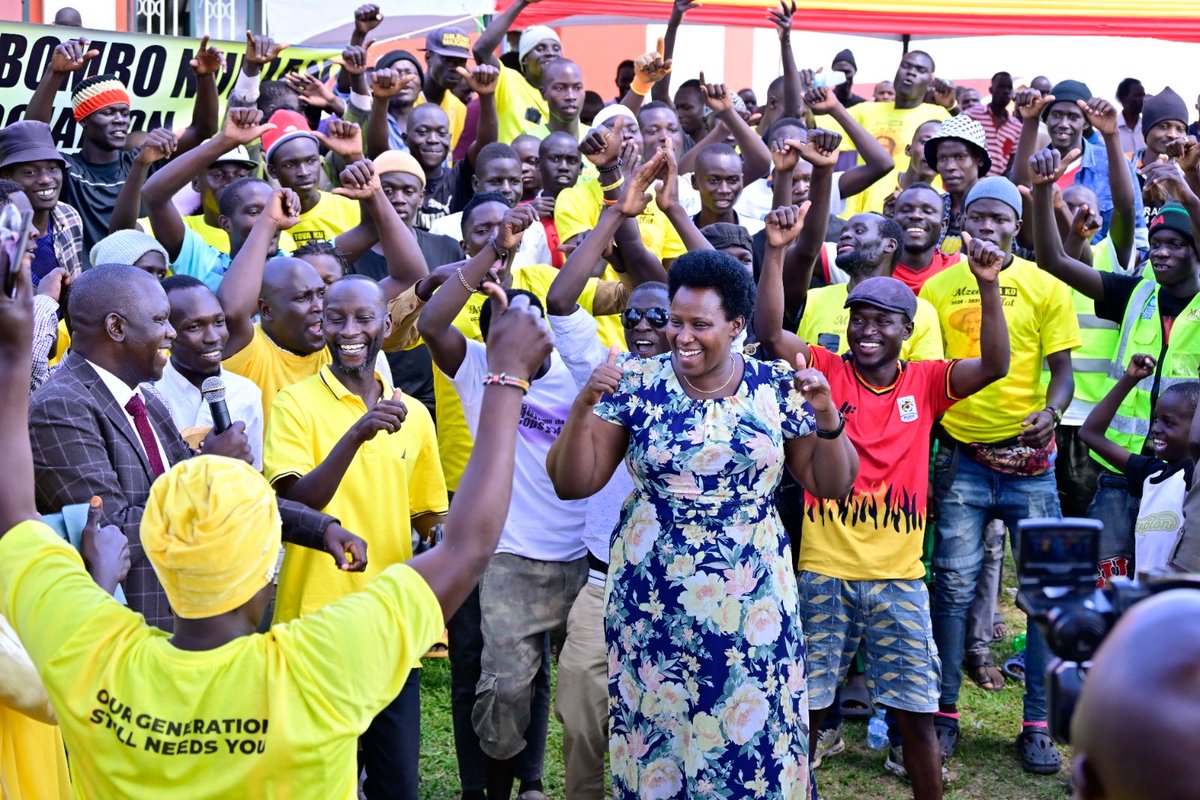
[1050,607,1108,663]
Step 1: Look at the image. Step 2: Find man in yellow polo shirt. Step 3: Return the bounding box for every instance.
[798,212,944,361]
[0,244,553,798]
[474,0,559,143]
[264,276,447,798]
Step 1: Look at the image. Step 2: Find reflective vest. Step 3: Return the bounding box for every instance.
[1041,238,1121,411]
[1102,279,1200,461]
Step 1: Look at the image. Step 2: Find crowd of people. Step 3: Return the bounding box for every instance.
[3,1,1200,799]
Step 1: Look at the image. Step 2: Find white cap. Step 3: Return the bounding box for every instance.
[592,103,636,130]
[518,26,561,63]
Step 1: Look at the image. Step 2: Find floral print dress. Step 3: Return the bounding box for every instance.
[594,353,817,800]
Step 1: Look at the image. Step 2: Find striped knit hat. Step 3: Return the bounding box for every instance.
[71,74,131,122]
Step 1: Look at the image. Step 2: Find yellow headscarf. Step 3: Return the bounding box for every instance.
[141,456,282,619]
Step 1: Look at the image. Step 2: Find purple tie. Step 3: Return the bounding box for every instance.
[124,394,166,477]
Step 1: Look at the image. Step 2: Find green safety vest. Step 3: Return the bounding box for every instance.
[1102,278,1200,461]
[1041,239,1122,409]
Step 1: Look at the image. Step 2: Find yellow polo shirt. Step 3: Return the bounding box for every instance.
[797,283,945,362]
[431,264,625,490]
[265,366,447,625]
[555,177,687,265]
[223,324,331,423]
[495,64,550,144]
[0,519,442,799]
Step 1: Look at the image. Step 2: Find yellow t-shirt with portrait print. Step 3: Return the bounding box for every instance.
[825,101,949,218]
[0,519,443,800]
[430,264,627,490]
[286,192,362,247]
[495,64,550,144]
[797,283,944,362]
[555,177,688,264]
[415,90,468,153]
[919,256,1080,443]
[265,367,447,633]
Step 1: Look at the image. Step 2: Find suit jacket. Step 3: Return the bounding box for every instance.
[29,351,334,631]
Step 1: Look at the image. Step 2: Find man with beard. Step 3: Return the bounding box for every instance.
[1029,147,1200,582]
[154,276,265,468]
[474,2,562,143]
[839,51,951,219]
[919,176,1080,775]
[965,72,1022,176]
[924,116,991,256]
[797,212,943,361]
[755,203,1010,800]
[264,275,447,799]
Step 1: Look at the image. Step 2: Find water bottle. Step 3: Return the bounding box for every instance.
[1013,632,1026,654]
[866,708,889,750]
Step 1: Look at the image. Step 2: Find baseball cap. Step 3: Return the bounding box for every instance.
[424,27,471,59]
[211,144,257,171]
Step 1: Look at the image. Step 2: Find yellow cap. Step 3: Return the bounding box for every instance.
[374,149,426,189]
[141,456,282,619]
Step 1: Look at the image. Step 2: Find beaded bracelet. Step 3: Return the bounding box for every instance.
[482,372,531,393]
[815,410,846,440]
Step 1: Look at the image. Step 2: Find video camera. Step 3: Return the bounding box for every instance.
[1014,518,1200,743]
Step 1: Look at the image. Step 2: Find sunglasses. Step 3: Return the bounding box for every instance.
[620,307,669,330]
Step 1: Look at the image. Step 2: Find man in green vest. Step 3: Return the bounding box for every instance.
[1029,146,1200,580]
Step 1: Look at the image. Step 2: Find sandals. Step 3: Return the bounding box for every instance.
[965,652,1006,692]
[933,715,959,760]
[1016,727,1061,774]
[1002,651,1026,683]
[839,680,873,720]
[992,613,1008,642]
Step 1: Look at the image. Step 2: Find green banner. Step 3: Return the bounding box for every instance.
[0,23,340,149]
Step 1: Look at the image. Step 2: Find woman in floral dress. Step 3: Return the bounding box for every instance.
[547,251,858,799]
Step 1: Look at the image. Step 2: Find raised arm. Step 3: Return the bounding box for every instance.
[365,67,407,159]
[1079,98,1136,266]
[410,287,553,619]
[0,246,37,535]
[804,86,895,199]
[698,72,772,183]
[218,188,300,356]
[548,206,624,316]
[1026,147,1106,301]
[754,205,810,363]
[621,39,671,114]
[26,38,98,124]
[1141,160,1200,246]
[417,206,537,378]
[657,142,713,252]
[546,348,630,500]
[175,36,223,155]
[1079,353,1153,472]
[947,233,1011,397]
[339,5,382,94]
[782,131,839,316]
[463,65,500,168]
[473,0,532,67]
[1010,89,1057,191]
[651,0,698,104]
[107,130,177,233]
[770,1,803,120]
[785,364,858,498]
[228,32,290,110]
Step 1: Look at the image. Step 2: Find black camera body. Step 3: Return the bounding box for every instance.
[1014,518,1200,743]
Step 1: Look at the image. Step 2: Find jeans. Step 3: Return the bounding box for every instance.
[931,455,1060,723]
[1055,425,1100,518]
[1089,469,1139,578]
[447,587,551,792]
[965,520,1005,658]
[361,670,421,799]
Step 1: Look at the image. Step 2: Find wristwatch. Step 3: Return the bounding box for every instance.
[1044,405,1063,425]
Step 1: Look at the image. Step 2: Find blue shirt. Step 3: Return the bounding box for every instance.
[170,227,286,292]
[1075,132,1148,252]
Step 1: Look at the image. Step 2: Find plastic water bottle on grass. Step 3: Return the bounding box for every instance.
[866,708,888,750]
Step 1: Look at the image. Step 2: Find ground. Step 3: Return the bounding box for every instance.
[416,567,1072,799]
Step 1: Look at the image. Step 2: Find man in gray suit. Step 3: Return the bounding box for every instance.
[28,264,368,630]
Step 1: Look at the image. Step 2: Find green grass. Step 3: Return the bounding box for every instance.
[418,567,1070,799]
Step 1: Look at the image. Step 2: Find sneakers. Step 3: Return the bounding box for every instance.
[812,725,846,769]
[885,744,950,783]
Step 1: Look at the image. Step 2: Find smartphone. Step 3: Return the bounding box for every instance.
[0,204,34,299]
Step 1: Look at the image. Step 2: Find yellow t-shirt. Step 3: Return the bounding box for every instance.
[555,177,687,265]
[797,283,944,362]
[288,192,361,248]
[0,520,442,799]
[138,215,299,255]
[266,367,447,625]
[919,257,1081,443]
[223,324,330,422]
[0,704,70,800]
[495,64,549,144]
[48,319,70,368]
[432,265,620,490]
[831,102,950,218]
[415,91,468,153]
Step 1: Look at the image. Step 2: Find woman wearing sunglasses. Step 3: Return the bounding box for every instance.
[547,233,858,799]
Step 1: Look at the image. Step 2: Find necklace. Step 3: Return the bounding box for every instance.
[680,354,737,395]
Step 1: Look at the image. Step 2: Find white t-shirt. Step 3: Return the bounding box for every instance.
[429,212,551,269]
[152,362,265,470]
[449,340,586,562]
[1128,455,1191,576]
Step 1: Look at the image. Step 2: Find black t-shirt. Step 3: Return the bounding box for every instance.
[60,149,163,253]
[416,160,475,231]
[351,229,464,416]
[1095,272,1193,325]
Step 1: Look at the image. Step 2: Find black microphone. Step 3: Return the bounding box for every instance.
[201,376,233,435]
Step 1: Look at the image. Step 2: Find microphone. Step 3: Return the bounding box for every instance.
[201,376,233,435]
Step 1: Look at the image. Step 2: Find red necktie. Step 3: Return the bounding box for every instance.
[124,394,166,477]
